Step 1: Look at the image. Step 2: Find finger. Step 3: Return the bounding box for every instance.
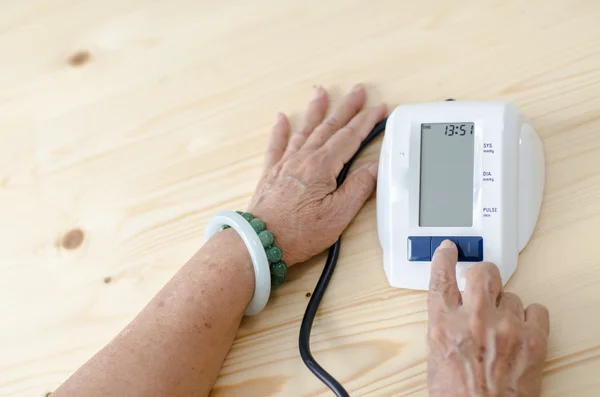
[525,303,550,336]
[462,262,503,311]
[284,86,328,157]
[324,104,387,176]
[428,240,461,313]
[330,162,378,223]
[303,83,366,150]
[263,112,291,170]
[498,291,524,320]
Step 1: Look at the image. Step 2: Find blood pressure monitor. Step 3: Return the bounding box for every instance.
[377,101,545,291]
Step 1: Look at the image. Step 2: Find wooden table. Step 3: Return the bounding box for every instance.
[2,1,600,396]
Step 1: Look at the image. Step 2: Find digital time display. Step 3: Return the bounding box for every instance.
[419,122,475,227]
[443,123,474,136]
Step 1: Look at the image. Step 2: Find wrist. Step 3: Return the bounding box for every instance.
[247,207,292,265]
[201,228,255,305]
[204,210,275,315]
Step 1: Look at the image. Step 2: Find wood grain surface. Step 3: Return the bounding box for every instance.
[2,0,600,396]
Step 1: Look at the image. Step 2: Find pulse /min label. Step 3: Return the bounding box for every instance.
[483,207,498,218]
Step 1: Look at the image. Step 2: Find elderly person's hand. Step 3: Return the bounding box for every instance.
[52,83,387,397]
[248,83,387,266]
[427,240,550,397]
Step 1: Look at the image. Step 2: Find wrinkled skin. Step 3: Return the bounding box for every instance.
[245,83,550,395]
[427,240,550,397]
[248,84,387,266]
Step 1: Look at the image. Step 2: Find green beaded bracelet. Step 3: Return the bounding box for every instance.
[230,211,288,289]
[258,230,274,248]
[270,261,287,277]
[241,212,254,223]
[250,218,265,233]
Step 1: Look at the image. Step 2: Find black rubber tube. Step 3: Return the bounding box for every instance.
[298,118,387,397]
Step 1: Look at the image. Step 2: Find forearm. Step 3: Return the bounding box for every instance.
[50,83,386,397]
[53,229,254,397]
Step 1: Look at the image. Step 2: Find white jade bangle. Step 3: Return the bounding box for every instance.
[204,210,271,316]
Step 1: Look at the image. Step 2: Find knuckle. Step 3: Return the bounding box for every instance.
[497,317,521,344]
[468,310,485,333]
[324,116,340,130]
[428,323,448,345]
[526,332,547,355]
[288,133,304,148]
[430,268,452,291]
[502,292,524,309]
[430,283,459,308]
[339,124,357,136]
[432,267,451,284]
[353,171,373,192]
[496,317,511,337]
[508,331,524,351]
[526,304,550,330]
[298,127,312,137]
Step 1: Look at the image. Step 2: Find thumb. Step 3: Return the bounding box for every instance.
[331,162,378,224]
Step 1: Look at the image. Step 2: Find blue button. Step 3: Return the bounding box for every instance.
[431,236,483,262]
[431,236,460,258]
[458,237,483,262]
[407,236,431,261]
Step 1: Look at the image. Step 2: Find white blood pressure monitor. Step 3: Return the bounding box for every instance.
[377,101,544,291]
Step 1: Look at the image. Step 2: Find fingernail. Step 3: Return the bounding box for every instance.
[368,163,378,177]
[351,83,364,93]
[439,239,455,249]
[312,85,324,100]
[274,112,285,125]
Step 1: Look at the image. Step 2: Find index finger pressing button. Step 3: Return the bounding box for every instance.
[428,240,461,311]
[430,236,483,262]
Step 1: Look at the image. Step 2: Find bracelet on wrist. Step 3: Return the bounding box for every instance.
[205,211,270,315]
[223,211,288,288]
[205,210,287,315]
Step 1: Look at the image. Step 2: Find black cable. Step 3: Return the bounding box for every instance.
[299,117,388,397]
